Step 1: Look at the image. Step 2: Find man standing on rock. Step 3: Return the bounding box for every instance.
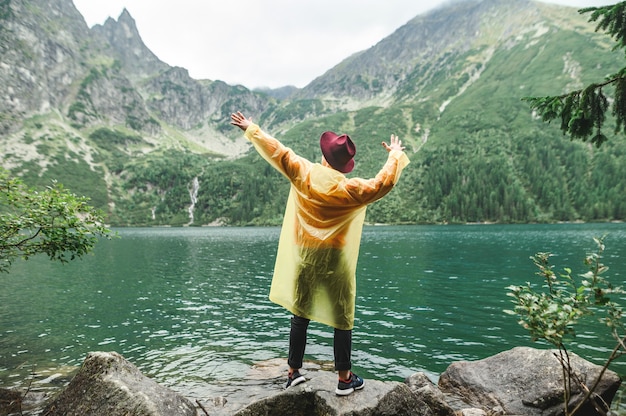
[231,111,409,396]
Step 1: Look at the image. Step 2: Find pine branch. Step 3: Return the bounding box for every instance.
[523,71,626,146]
[581,2,626,52]
[522,2,626,146]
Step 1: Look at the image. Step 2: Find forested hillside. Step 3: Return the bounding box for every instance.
[1,0,624,226]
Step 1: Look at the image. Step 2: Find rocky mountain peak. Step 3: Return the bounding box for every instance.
[91,8,167,79]
[297,0,580,106]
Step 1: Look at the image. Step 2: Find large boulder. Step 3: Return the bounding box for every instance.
[438,346,622,416]
[9,346,621,415]
[405,372,457,416]
[40,351,197,416]
[199,359,459,416]
[233,370,434,416]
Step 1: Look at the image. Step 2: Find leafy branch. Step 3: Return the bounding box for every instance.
[505,237,625,415]
[0,169,113,273]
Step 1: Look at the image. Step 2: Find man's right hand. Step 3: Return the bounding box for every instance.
[382,134,405,152]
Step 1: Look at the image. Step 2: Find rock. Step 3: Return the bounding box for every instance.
[90,9,168,81]
[438,346,622,416]
[194,358,329,415]
[0,387,21,416]
[40,351,197,416]
[233,370,434,416]
[457,409,488,416]
[198,359,455,416]
[0,388,49,416]
[405,372,457,416]
[11,347,622,416]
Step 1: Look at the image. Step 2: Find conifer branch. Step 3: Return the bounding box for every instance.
[523,2,626,146]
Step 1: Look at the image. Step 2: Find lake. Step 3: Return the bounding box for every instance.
[1,223,626,401]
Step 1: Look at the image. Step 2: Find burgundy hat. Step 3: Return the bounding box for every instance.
[320,131,356,173]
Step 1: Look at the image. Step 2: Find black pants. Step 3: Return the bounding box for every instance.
[288,315,352,371]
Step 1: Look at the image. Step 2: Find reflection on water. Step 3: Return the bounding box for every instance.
[1,223,626,399]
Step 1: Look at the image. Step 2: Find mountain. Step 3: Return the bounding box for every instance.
[0,0,272,148]
[0,0,625,226]
[90,9,169,81]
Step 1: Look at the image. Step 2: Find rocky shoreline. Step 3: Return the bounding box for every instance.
[1,346,621,416]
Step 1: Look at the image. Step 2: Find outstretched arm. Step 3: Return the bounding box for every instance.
[231,112,310,182]
[341,134,409,205]
[230,111,253,131]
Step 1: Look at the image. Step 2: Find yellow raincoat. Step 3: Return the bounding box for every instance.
[244,124,410,330]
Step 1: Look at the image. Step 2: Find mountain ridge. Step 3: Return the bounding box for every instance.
[91,8,169,81]
[1,0,625,226]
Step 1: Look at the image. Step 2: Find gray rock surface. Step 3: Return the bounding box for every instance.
[405,372,457,416]
[40,351,197,416]
[196,359,451,416]
[2,347,620,416]
[0,387,22,415]
[232,371,432,416]
[438,346,622,416]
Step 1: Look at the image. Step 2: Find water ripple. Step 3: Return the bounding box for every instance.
[1,224,626,395]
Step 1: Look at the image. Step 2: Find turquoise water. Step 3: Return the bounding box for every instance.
[1,223,626,399]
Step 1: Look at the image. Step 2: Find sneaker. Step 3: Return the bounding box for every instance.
[335,372,365,396]
[286,370,306,388]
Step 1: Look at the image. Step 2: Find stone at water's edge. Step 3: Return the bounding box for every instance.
[405,372,457,416]
[3,347,621,416]
[40,351,196,416]
[32,351,459,416]
[232,371,437,416]
[438,346,622,416]
[0,387,22,415]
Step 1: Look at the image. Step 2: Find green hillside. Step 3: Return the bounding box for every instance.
[1,0,625,226]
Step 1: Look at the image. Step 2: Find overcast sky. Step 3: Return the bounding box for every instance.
[73,0,614,89]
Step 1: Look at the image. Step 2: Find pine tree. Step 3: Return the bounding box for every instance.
[523,2,626,147]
